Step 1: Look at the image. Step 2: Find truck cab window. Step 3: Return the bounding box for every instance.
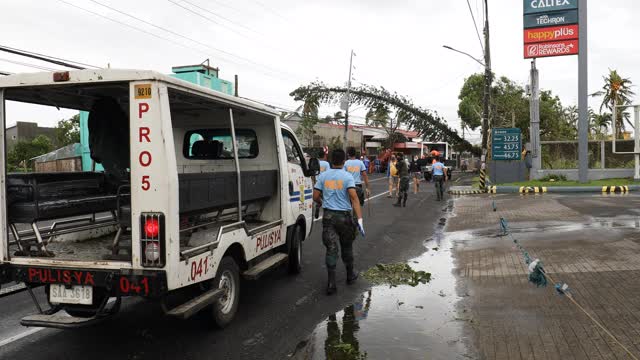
[184,129,258,159]
[282,131,303,165]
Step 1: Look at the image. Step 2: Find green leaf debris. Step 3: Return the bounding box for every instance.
[363,263,432,287]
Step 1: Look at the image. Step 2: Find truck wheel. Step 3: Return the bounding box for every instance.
[288,225,303,274]
[211,256,240,328]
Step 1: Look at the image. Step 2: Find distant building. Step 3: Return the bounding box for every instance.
[6,121,57,151]
[32,143,82,173]
[282,113,363,149]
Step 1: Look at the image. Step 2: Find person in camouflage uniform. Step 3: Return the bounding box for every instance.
[313,149,364,295]
[393,153,410,207]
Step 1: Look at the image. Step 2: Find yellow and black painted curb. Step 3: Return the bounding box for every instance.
[602,186,629,194]
[448,189,486,195]
[487,186,547,194]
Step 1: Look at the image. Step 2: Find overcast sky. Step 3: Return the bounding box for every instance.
[1,0,639,144]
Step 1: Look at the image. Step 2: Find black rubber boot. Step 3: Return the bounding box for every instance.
[402,193,407,207]
[346,265,359,285]
[327,270,337,295]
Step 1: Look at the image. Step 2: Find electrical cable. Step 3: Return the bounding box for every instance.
[465,0,485,54]
[0,70,12,76]
[0,44,86,70]
[60,0,300,81]
[175,0,260,35]
[0,44,99,69]
[167,0,257,41]
[0,57,59,72]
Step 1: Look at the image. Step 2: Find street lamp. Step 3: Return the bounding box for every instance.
[443,44,492,164]
[442,45,485,67]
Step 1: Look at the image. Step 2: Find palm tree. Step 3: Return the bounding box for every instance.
[589,108,611,139]
[365,104,390,128]
[591,69,635,137]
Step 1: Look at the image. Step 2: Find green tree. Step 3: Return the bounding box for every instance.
[7,135,53,172]
[591,69,635,136]
[295,114,318,147]
[589,110,611,139]
[456,73,578,142]
[290,82,472,152]
[320,111,345,124]
[55,114,80,146]
[328,136,343,151]
[457,74,484,130]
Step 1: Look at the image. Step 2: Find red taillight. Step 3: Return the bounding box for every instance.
[140,213,165,268]
[144,218,159,238]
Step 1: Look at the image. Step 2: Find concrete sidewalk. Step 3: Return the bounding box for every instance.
[448,193,640,360]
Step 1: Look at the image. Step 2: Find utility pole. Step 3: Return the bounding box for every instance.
[343,50,355,150]
[482,0,492,163]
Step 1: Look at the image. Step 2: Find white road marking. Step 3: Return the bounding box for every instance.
[0,327,45,348]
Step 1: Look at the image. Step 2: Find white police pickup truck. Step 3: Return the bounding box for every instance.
[0,68,319,328]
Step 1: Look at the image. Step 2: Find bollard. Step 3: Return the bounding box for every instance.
[479,169,486,191]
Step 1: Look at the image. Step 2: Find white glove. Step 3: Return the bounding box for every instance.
[357,218,365,237]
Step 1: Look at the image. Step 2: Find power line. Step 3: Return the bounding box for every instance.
[0,44,99,69]
[245,0,289,21]
[167,0,256,41]
[465,0,485,54]
[0,44,87,70]
[61,0,299,81]
[0,57,59,72]
[175,0,260,35]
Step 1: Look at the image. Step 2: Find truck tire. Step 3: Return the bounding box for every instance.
[288,225,303,274]
[211,256,240,328]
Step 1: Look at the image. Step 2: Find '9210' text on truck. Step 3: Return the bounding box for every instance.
[0,69,319,329]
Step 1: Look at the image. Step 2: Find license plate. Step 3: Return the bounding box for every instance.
[49,284,93,305]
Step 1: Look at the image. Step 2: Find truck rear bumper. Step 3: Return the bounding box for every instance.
[6,265,167,298]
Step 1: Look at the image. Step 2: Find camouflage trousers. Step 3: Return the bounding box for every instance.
[322,209,357,270]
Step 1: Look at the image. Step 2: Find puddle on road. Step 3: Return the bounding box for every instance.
[293,202,474,360]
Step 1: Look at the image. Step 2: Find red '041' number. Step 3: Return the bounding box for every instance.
[190,257,209,281]
[119,277,150,295]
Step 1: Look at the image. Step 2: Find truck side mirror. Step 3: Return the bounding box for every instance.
[305,158,320,177]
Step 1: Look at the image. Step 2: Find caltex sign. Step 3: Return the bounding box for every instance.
[524,40,578,58]
[523,0,579,59]
[523,0,578,14]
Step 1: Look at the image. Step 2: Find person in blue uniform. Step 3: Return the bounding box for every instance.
[313,149,364,295]
[343,147,370,206]
[432,156,447,201]
[318,148,331,173]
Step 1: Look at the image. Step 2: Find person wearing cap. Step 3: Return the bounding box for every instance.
[313,149,364,295]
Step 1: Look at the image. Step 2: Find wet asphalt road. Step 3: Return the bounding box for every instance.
[0,173,467,360]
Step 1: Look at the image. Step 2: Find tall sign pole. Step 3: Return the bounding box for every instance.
[577,0,588,183]
[529,59,541,172]
[482,0,492,164]
[523,0,581,179]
